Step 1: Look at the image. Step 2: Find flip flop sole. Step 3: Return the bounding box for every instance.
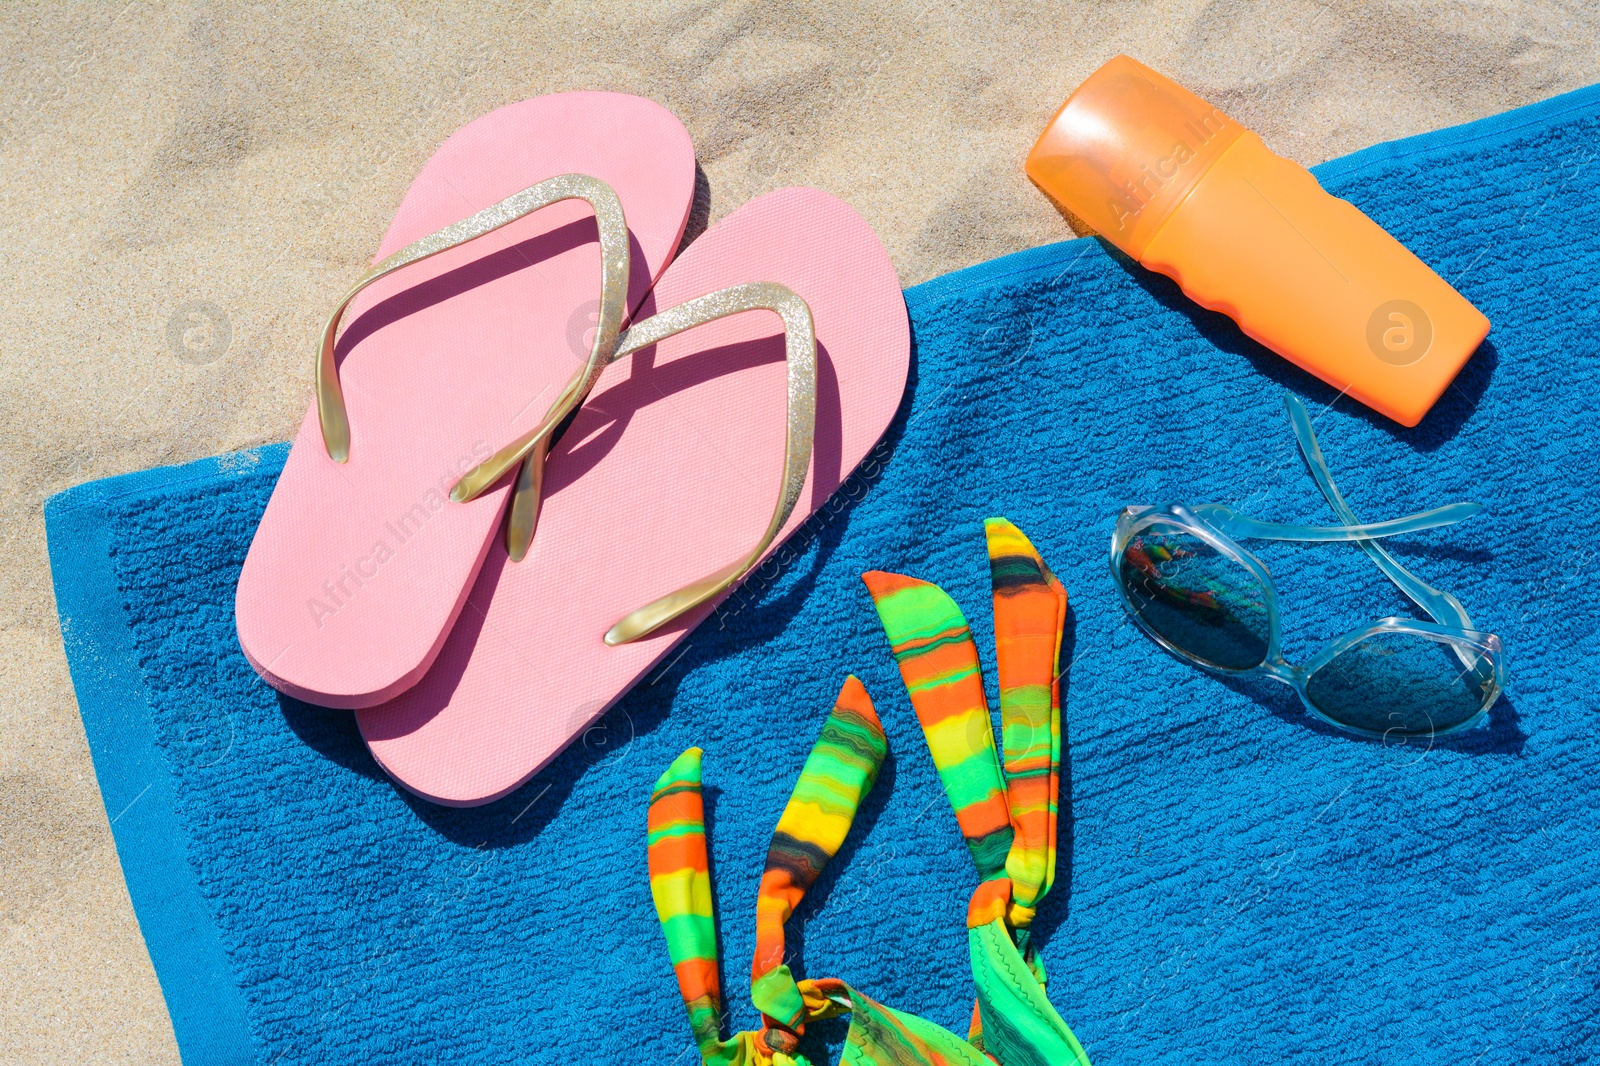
[358,188,909,805]
[235,93,694,708]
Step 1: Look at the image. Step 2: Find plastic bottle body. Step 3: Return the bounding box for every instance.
[1027,56,1490,427]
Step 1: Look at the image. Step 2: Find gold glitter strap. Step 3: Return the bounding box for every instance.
[600,281,817,646]
[315,173,631,471]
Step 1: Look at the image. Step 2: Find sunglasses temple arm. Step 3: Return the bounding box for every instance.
[1283,394,1476,631]
[1202,501,1482,542]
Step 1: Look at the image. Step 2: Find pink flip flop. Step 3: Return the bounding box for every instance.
[356,187,909,806]
[235,93,695,709]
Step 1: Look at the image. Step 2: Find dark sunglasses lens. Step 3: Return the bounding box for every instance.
[1118,527,1271,670]
[1305,632,1496,737]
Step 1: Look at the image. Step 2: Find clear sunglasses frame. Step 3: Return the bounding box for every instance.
[1110,395,1506,740]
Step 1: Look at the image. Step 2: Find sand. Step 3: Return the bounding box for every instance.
[3,1,1596,1060]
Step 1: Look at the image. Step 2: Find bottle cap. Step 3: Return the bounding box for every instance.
[1026,55,1245,259]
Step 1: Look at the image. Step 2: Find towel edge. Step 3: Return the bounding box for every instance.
[43,451,281,1066]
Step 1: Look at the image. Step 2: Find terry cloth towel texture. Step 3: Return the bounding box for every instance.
[46,84,1600,1065]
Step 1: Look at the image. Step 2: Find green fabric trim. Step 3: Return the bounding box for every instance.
[969,919,1091,1066]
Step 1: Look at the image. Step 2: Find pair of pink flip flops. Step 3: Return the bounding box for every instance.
[235,93,909,806]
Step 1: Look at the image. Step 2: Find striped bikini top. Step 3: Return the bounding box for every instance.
[647,518,1089,1066]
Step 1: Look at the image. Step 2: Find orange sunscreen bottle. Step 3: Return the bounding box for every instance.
[1026,55,1489,427]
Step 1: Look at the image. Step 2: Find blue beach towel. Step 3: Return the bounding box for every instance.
[47,85,1600,1065]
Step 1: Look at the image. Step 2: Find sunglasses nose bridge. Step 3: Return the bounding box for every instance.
[1265,658,1301,685]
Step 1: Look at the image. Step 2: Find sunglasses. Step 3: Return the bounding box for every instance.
[1111,395,1505,739]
